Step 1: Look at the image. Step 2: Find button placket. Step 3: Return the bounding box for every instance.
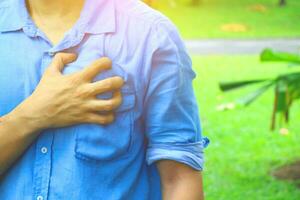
[32,54,55,200]
[33,130,54,200]
[40,52,54,76]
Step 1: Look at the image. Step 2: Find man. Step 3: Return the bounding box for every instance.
[0,0,209,199]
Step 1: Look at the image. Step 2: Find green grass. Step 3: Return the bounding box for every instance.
[154,0,300,39]
[192,56,300,199]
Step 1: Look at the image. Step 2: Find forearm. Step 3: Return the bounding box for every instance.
[0,110,41,175]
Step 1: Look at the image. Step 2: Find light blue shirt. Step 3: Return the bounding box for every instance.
[0,0,209,199]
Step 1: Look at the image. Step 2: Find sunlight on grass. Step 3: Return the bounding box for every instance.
[192,56,300,199]
[154,0,300,39]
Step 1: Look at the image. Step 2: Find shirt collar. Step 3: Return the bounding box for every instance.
[0,0,116,34]
[0,0,27,33]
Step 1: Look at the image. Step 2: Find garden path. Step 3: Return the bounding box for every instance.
[185,39,300,55]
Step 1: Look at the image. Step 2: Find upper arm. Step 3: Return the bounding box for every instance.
[144,19,209,171]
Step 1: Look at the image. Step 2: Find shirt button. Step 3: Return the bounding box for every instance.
[41,147,48,154]
[37,196,43,200]
[48,52,56,56]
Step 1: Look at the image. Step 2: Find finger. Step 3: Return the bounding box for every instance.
[80,57,112,81]
[83,113,115,125]
[49,53,77,73]
[88,76,124,95]
[87,91,122,112]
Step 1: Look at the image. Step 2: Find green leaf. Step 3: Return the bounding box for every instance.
[260,48,300,64]
[236,81,275,106]
[219,79,269,91]
[278,72,300,101]
[276,82,288,113]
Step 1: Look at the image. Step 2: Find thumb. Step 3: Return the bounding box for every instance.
[50,52,77,73]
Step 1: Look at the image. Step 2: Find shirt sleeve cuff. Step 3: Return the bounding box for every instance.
[146,137,210,171]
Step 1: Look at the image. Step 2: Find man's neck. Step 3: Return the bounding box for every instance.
[25,0,86,45]
[26,0,85,20]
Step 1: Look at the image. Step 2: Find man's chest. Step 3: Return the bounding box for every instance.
[0,32,144,162]
[0,32,144,110]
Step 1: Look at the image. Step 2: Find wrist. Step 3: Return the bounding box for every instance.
[6,108,46,134]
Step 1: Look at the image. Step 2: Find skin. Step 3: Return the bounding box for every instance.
[26,0,85,45]
[0,0,205,199]
[0,53,124,175]
[157,161,204,200]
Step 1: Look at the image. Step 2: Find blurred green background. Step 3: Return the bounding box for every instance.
[148,0,300,199]
[154,0,300,38]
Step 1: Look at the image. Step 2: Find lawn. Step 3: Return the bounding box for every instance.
[192,56,300,199]
[154,0,300,39]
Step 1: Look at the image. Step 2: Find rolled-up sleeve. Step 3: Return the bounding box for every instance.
[144,18,209,171]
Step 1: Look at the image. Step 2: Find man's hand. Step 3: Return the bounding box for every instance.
[0,53,123,175]
[157,160,204,200]
[10,52,124,131]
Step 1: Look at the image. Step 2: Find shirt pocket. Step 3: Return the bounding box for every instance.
[74,64,136,162]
